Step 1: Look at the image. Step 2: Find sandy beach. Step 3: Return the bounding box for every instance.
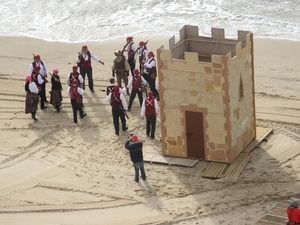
[0,36,300,225]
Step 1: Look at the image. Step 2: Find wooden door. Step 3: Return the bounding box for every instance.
[185,111,205,159]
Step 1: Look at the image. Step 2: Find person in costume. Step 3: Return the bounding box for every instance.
[105,85,128,135]
[50,68,63,113]
[29,54,49,106]
[67,79,86,123]
[141,91,159,139]
[76,45,104,93]
[31,65,47,110]
[143,51,159,99]
[105,77,126,96]
[127,68,147,111]
[124,36,138,76]
[111,50,131,95]
[25,74,39,121]
[138,41,148,78]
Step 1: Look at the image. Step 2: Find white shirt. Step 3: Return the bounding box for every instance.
[66,73,84,86]
[29,61,47,77]
[126,41,138,61]
[67,86,85,98]
[143,57,156,74]
[76,51,100,64]
[29,82,39,94]
[127,75,147,89]
[141,98,159,117]
[105,93,128,110]
[139,47,148,61]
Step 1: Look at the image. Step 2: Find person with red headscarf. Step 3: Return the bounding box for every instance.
[124,36,138,76]
[66,65,84,87]
[105,85,128,135]
[50,68,63,113]
[31,65,47,109]
[24,74,39,121]
[141,91,160,139]
[127,68,147,111]
[124,134,146,182]
[142,51,159,98]
[67,65,85,106]
[29,54,49,106]
[138,41,148,76]
[67,79,86,123]
[76,45,104,93]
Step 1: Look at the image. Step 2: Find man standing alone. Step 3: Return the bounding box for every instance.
[141,91,159,139]
[76,45,104,93]
[125,134,146,182]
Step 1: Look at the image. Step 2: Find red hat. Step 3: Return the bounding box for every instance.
[148,51,154,57]
[139,41,145,46]
[131,134,139,142]
[34,54,40,60]
[71,79,78,86]
[53,68,59,73]
[72,65,78,72]
[25,74,31,82]
[133,68,139,74]
[34,66,40,71]
[148,91,153,98]
[82,45,88,49]
[126,36,133,41]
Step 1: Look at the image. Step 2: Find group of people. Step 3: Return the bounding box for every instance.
[24,37,160,182]
[25,45,104,123]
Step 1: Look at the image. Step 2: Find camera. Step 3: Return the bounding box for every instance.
[128,133,133,139]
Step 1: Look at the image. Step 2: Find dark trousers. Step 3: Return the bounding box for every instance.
[112,107,126,135]
[80,67,94,91]
[39,82,46,108]
[133,161,146,182]
[148,75,158,97]
[128,89,143,110]
[127,57,135,76]
[71,99,84,123]
[146,114,156,138]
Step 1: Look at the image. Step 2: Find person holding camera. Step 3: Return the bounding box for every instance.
[124,134,146,182]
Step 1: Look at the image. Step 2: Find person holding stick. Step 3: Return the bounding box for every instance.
[105,85,128,135]
[124,36,138,76]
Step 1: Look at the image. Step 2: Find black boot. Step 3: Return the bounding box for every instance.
[32,112,37,121]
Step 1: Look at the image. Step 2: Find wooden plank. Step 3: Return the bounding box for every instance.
[258,214,287,224]
[202,162,228,179]
[224,153,251,177]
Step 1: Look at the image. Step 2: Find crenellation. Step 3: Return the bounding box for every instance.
[211,27,225,40]
[157,25,255,164]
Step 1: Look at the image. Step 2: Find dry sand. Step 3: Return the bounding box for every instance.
[0,36,300,225]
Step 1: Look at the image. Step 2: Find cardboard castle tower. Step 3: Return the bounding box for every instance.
[156,25,256,164]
